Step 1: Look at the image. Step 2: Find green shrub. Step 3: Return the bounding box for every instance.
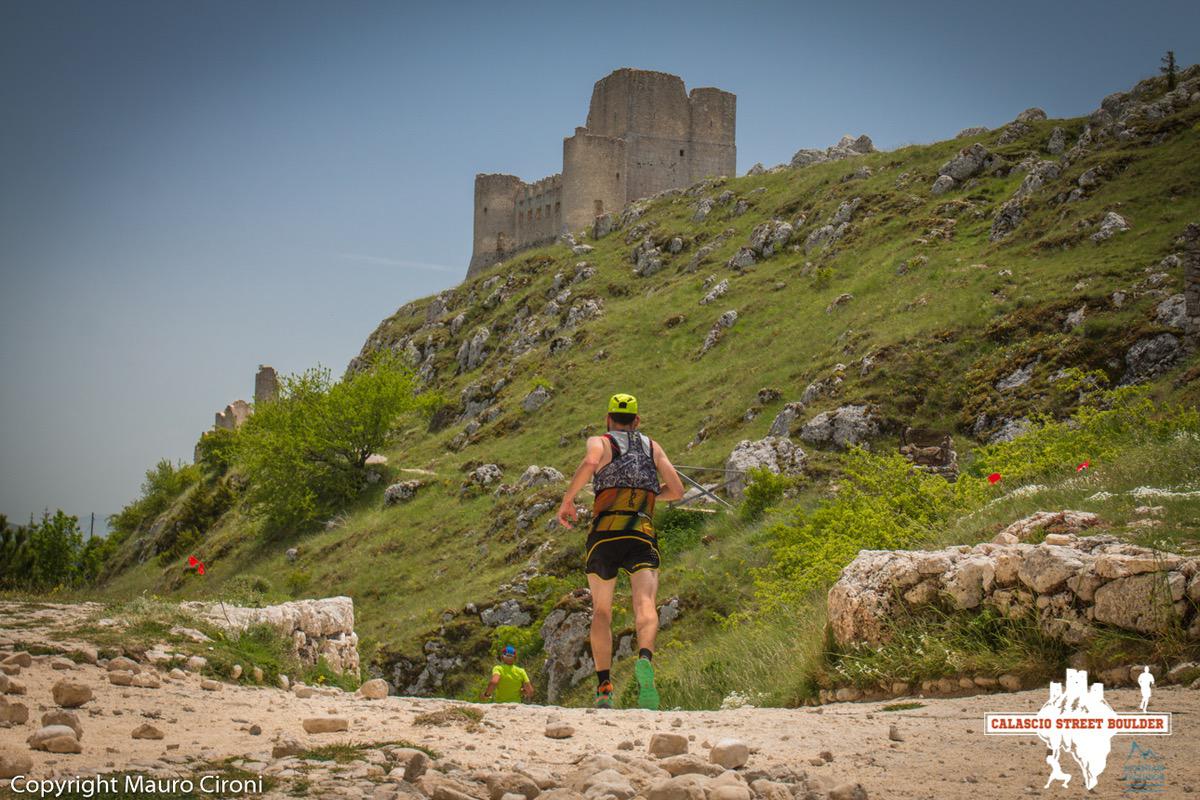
[757,449,957,609]
[490,624,543,660]
[205,623,297,685]
[304,656,360,692]
[811,266,833,289]
[221,575,275,607]
[109,460,201,541]
[234,352,433,534]
[655,506,709,559]
[739,467,794,521]
[285,569,313,596]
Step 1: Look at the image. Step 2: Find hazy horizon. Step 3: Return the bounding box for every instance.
[2,0,1197,527]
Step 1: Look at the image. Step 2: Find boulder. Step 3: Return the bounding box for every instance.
[200,679,222,691]
[522,386,553,413]
[658,754,723,777]
[724,436,806,500]
[131,723,165,740]
[384,481,422,505]
[518,465,565,489]
[1,652,31,668]
[939,144,993,182]
[107,656,140,673]
[108,670,135,686]
[27,725,82,753]
[302,717,349,734]
[390,747,430,781]
[544,722,575,739]
[1015,107,1047,123]
[1093,572,1185,634]
[485,771,541,800]
[1091,211,1130,243]
[0,697,29,725]
[41,710,82,739]
[51,680,92,708]
[798,405,879,449]
[0,747,33,779]
[646,774,708,800]
[1155,294,1188,328]
[272,737,305,759]
[1122,334,1180,384]
[481,599,532,627]
[767,402,805,438]
[358,678,389,699]
[708,738,750,769]
[648,732,689,758]
[931,174,956,195]
[989,198,1025,241]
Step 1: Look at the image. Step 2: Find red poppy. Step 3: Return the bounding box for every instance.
[1076,460,1090,472]
[197,563,206,576]
[187,555,198,567]
[987,473,1002,484]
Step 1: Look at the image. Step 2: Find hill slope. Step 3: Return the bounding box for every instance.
[97,66,1200,707]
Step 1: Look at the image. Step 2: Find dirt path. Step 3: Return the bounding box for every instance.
[2,604,1198,799]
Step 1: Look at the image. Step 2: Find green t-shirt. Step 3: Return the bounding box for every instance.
[490,663,529,703]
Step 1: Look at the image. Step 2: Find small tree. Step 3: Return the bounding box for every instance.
[235,352,430,533]
[27,510,84,589]
[1161,50,1177,91]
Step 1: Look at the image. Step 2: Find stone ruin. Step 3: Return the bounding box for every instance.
[213,399,250,431]
[828,511,1199,653]
[181,596,360,674]
[208,364,278,433]
[898,427,959,481]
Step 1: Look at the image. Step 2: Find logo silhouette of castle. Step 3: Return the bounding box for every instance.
[467,68,736,278]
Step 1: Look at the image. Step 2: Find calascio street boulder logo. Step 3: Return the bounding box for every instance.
[985,668,1171,791]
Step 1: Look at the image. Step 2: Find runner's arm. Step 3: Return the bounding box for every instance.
[480,673,501,701]
[521,680,534,700]
[558,436,605,528]
[652,443,686,503]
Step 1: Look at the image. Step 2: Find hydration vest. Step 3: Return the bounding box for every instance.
[593,431,660,495]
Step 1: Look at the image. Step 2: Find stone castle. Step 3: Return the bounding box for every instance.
[467,68,736,278]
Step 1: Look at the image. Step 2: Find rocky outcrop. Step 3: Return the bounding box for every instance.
[798,405,879,449]
[827,517,1198,649]
[790,134,875,169]
[698,310,738,358]
[181,597,359,674]
[724,436,806,501]
[541,590,594,703]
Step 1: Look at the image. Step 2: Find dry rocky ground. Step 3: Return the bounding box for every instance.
[2,602,1199,800]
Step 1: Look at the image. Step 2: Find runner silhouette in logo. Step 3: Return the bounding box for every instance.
[1138,666,1155,713]
[1035,669,1118,791]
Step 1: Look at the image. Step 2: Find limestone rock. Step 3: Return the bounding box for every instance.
[1122,334,1180,384]
[384,480,422,505]
[303,717,349,734]
[724,436,806,501]
[107,656,140,672]
[272,737,305,759]
[798,405,879,449]
[131,723,165,740]
[1093,572,1183,634]
[358,678,389,699]
[0,747,33,778]
[646,774,708,800]
[518,465,565,489]
[708,738,749,769]
[1092,211,1130,243]
[41,710,82,739]
[481,599,532,628]
[658,754,723,777]
[990,198,1025,241]
[931,174,956,195]
[27,725,82,753]
[200,679,222,691]
[108,670,135,686]
[544,722,575,739]
[51,680,92,708]
[1155,294,1188,328]
[767,402,805,438]
[648,732,689,757]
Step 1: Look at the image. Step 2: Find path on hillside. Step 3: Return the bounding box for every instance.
[2,602,1198,799]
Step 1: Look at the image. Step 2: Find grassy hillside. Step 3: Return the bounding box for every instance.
[90,68,1200,708]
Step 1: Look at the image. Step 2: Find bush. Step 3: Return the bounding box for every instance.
[221,575,275,607]
[739,467,794,521]
[234,352,433,533]
[655,506,709,559]
[491,624,543,660]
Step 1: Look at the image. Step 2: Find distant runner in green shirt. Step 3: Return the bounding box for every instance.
[480,644,534,703]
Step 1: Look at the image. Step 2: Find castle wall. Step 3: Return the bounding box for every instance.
[467,69,736,276]
[468,174,522,277]
[562,131,626,234]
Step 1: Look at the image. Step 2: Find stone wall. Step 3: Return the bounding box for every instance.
[181,596,360,674]
[214,399,250,431]
[827,512,1199,652]
[468,69,735,278]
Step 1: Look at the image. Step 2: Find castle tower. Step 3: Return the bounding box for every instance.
[467,69,735,279]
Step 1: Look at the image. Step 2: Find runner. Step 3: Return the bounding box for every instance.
[480,644,534,703]
[556,393,685,709]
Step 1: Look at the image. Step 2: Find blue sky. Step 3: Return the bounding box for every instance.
[1,0,1196,528]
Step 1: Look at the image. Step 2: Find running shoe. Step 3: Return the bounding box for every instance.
[595,680,615,709]
[635,657,659,710]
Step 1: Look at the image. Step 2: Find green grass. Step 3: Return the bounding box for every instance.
[298,739,438,763]
[881,701,926,712]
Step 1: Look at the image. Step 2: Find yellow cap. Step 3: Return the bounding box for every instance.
[607,393,638,414]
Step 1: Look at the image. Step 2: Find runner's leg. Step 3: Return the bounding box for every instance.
[629,568,659,654]
[587,572,617,672]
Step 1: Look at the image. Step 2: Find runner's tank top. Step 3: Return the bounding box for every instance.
[591,431,661,536]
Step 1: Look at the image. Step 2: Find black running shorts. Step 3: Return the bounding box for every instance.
[585,530,660,580]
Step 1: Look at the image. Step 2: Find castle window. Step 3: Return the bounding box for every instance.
[555,201,561,213]
[483,207,487,214]
[616,172,620,180]
[679,149,685,157]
